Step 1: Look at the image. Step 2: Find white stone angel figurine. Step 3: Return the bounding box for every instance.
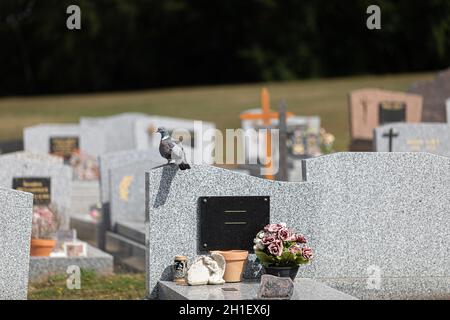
[186,252,226,286]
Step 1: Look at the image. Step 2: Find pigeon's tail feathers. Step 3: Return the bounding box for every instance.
[179,162,191,170]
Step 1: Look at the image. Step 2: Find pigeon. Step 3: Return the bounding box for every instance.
[157,127,191,170]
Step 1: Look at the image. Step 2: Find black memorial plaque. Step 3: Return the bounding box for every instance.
[379,101,406,124]
[49,136,79,162]
[199,196,270,252]
[12,177,51,205]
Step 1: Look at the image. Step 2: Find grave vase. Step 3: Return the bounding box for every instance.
[211,250,248,283]
[30,239,56,256]
[263,266,299,281]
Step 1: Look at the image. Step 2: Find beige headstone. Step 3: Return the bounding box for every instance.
[349,89,423,141]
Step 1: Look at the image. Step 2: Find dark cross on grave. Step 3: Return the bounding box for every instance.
[382,128,399,152]
[277,99,288,181]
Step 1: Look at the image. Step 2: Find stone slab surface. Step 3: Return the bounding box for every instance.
[158,279,358,300]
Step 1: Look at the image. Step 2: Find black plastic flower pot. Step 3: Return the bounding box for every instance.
[263,265,299,281]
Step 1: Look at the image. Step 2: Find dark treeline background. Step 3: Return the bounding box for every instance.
[1,0,450,96]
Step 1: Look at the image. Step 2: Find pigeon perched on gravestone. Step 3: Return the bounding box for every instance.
[157,127,191,170]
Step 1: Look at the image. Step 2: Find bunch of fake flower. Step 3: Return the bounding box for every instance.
[254,223,313,267]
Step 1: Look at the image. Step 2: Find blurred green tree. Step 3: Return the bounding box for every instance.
[0,0,449,95]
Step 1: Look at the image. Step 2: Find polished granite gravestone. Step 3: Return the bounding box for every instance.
[348,89,422,151]
[408,68,450,122]
[106,159,166,271]
[158,278,357,300]
[23,124,80,158]
[373,122,450,156]
[0,187,33,300]
[302,152,450,299]
[0,153,72,227]
[145,164,320,299]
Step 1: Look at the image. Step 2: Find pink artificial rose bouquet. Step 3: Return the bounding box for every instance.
[31,204,61,240]
[254,223,313,267]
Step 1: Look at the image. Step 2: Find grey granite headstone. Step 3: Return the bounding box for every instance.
[373,122,450,156]
[408,68,450,122]
[0,154,72,227]
[302,152,450,299]
[110,159,166,227]
[145,164,320,299]
[23,123,80,156]
[99,149,165,205]
[97,149,165,249]
[0,187,33,300]
[80,113,150,157]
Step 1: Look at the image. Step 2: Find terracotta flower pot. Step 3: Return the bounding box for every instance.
[30,239,56,257]
[212,250,248,283]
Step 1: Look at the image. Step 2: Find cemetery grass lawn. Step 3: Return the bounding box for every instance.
[28,270,146,300]
[0,72,434,151]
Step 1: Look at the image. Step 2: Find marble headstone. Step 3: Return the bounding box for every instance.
[144,164,319,298]
[0,187,33,300]
[0,154,72,227]
[302,152,450,299]
[373,122,450,156]
[408,68,450,122]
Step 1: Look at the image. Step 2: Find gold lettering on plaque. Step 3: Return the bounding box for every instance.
[119,176,133,202]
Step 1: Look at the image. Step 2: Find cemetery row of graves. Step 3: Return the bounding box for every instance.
[0,69,450,300]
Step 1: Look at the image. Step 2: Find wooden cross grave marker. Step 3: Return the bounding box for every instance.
[239,88,294,180]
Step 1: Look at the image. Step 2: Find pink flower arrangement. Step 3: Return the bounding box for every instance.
[31,205,61,240]
[254,223,313,267]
